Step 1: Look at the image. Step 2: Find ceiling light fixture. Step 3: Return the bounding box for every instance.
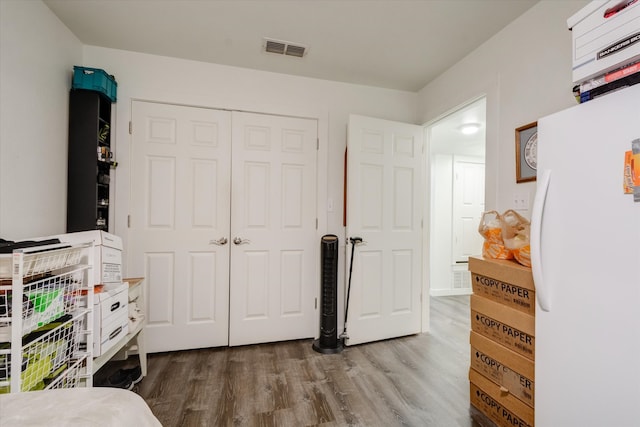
[458,123,481,135]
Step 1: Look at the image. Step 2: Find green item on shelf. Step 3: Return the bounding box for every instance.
[43,362,68,385]
[31,380,46,391]
[98,123,110,142]
[0,355,52,393]
[25,289,64,328]
[27,289,62,313]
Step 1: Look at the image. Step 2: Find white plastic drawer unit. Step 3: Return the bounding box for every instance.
[96,284,128,325]
[95,313,129,356]
[568,0,640,83]
[94,283,129,356]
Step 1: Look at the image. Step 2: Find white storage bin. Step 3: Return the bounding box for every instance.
[93,283,129,356]
[53,231,122,286]
[95,314,128,357]
[568,0,640,83]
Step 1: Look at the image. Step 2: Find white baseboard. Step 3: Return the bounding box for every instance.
[430,288,473,297]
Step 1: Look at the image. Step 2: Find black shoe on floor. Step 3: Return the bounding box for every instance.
[118,365,143,385]
[96,369,134,390]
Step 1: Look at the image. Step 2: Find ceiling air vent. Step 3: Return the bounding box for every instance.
[285,44,306,58]
[264,38,307,58]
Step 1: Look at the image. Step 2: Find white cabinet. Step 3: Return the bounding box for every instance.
[92,278,147,377]
[0,243,93,392]
[93,283,129,356]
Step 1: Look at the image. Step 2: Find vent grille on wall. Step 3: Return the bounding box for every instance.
[264,38,307,58]
[452,270,471,289]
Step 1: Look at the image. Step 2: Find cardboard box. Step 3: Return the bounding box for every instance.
[471,295,535,360]
[470,331,534,408]
[568,0,640,83]
[470,369,534,427]
[93,282,129,356]
[54,230,123,286]
[95,311,128,356]
[469,256,535,316]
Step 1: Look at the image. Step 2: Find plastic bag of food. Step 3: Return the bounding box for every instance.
[478,211,513,260]
[500,209,531,267]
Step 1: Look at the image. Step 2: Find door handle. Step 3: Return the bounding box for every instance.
[209,237,228,246]
[531,169,551,312]
[233,237,251,245]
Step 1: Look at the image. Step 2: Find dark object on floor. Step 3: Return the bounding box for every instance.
[313,235,342,354]
[118,365,143,385]
[94,369,133,390]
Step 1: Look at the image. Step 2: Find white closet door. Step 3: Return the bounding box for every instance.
[229,111,318,346]
[452,156,485,262]
[129,101,231,352]
[345,114,424,346]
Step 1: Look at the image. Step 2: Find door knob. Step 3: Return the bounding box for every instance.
[233,237,251,245]
[209,237,228,246]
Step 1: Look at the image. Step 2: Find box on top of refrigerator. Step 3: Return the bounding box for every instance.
[568,0,640,83]
[54,230,122,286]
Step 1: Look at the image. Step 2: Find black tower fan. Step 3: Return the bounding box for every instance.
[312,234,343,353]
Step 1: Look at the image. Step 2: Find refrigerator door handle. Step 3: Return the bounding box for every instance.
[531,169,551,312]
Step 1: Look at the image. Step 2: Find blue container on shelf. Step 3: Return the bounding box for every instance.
[72,66,117,103]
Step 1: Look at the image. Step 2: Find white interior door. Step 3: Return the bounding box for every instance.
[452,156,485,262]
[129,101,231,352]
[229,111,318,346]
[345,114,423,346]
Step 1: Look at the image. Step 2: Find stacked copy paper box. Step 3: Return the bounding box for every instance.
[468,256,535,427]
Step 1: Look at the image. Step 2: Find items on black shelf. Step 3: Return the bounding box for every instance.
[67,89,113,232]
[72,66,117,103]
[579,67,640,103]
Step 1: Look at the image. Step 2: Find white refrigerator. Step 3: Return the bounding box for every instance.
[531,83,640,426]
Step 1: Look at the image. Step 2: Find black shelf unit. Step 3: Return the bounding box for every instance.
[67,89,114,232]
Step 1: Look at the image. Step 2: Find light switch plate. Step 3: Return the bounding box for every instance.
[513,192,529,210]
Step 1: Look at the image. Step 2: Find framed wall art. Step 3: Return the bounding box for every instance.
[515,121,537,183]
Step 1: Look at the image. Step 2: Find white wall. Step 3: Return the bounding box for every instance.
[418,0,589,218]
[84,46,417,254]
[0,0,594,330]
[81,46,419,330]
[430,154,453,294]
[81,47,418,251]
[0,0,82,239]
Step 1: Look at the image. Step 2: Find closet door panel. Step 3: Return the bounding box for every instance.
[130,101,231,352]
[229,112,318,346]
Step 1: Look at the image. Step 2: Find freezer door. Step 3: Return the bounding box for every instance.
[534,84,640,426]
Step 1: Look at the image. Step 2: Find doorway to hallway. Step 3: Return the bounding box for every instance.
[427,97,486,297]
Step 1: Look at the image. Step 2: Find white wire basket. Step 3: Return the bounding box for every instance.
[0,245,83,280]
[0,243,92,393]
[0,267,86,338]
[45,355,89,390]
[0,313,87,393]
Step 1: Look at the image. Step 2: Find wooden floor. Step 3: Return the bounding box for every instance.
[103,295,479,427]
